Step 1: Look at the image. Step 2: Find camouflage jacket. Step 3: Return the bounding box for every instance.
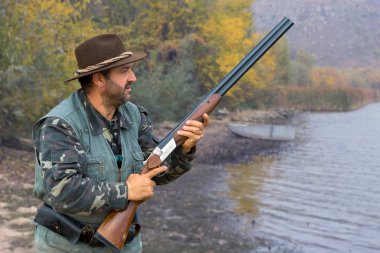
[33,89,195,215]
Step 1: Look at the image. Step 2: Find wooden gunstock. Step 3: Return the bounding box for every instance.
[94,202,138,252]
[94,154,162,253]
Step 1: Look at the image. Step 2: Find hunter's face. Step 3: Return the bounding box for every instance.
[103,64,136,107]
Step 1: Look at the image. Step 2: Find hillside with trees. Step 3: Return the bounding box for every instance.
[0,0,379,140]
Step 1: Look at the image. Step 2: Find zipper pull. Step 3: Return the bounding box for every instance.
[115,154,124,182]
[115,154,124,163]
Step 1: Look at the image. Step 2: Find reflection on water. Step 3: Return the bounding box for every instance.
[226,103,380,253]
[226,156,277,218]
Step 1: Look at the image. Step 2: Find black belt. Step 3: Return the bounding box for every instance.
[34,204,140,247]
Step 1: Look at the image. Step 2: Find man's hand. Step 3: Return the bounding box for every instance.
[177,113,209,154]
[126,166,168,201]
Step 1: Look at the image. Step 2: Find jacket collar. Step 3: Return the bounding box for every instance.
[78,89,131,135]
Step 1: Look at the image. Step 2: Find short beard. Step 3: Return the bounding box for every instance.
[102,78,129,109]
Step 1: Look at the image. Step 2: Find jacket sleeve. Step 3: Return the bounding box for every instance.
[137,106,196,185]
[34,117,128,215]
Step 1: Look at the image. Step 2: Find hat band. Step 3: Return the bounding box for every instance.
[75,52,133,76]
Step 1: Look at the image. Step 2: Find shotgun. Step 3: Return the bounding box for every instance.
[94,17,294,252]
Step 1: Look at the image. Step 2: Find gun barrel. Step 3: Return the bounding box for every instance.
[159,17,293,148]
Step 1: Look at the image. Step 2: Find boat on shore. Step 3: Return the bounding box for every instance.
[227,123,296,141]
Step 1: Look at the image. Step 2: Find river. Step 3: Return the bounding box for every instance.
[226,103,380,253]
[1,105,378,252]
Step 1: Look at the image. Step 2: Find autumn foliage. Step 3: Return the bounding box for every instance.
[0,0,379,137]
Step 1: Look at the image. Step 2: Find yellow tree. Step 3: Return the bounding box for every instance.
[1,0,100,135]
[199,0,277,107]
[312,67,347,87]
[112,0,207,50]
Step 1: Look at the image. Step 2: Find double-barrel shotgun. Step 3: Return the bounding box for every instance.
[94,17,294,252]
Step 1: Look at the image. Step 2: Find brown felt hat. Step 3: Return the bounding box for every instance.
[65,34,147,83]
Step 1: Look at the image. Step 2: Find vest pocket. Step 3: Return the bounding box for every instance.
[85,158,106,181]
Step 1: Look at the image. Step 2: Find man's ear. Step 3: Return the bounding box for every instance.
[92,72,106,88]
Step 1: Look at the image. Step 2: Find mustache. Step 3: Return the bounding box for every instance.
[124,82,132,89]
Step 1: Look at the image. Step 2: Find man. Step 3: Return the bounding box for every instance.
[33,34,209,252]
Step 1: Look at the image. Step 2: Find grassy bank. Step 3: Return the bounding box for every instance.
[252,86,379,112]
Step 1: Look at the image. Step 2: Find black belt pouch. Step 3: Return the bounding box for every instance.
[34,204,86,244]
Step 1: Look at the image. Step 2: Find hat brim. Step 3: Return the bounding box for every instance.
[64,51,147,83]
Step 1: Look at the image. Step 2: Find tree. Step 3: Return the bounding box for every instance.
[0,0,100,136]
[312,67,347,87]
[272,39,292,85]
[199,0,284,107]
[132,34,206,122]
[291,49,314,86]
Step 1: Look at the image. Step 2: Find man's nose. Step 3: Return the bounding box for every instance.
[128,70,137,82]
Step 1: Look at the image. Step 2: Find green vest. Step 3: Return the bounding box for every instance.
[33,91,144,226]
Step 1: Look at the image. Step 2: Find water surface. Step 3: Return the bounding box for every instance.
[226,103,380,253]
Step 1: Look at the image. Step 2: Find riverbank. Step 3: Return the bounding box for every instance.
[0,147,37,253]
[0,109,295,252]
